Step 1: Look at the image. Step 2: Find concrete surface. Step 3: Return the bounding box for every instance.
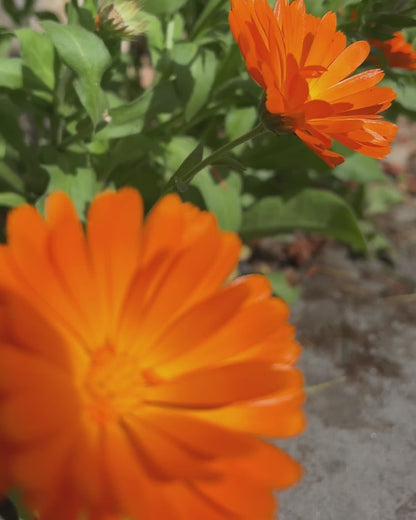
[279,201,416,520]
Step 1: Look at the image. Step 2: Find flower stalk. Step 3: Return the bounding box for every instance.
[164,122,268,193]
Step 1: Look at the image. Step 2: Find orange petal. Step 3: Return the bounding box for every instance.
[193,473,275,519]
[9,425,77,495]
[144,363,300,409]
[45,191,104,347]
[141,279,253,369]
[86,188,143,340]
[71,419,109,508]
[304,11,346,70]
[157,295,292,378]
[0,292,78,370]
[5,204,87,340]
[193,387,306,437]
[130,203,231,344]
[135,406,256,459]
[167,481,237,520]
[223,438,303,489]
[122,415,219,479]
[0,366,79,444]
[102,424,180,520]
[310,40,370,95]
[322,68,385,103]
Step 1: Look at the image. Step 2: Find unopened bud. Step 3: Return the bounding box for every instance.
[95,1,146,40]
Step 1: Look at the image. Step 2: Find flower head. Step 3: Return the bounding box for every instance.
[0,188,304,520]
[95,0,145,40]
[229,0,398,167]
[369,31,416,71]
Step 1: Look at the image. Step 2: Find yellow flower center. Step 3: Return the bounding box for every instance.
[85,346,145,424]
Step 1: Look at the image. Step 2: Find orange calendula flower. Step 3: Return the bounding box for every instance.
[229,0,398,167]
[369,31,416,71]
[0,188,304,520]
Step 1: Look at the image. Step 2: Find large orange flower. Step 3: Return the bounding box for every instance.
[369,31,416,71]
[0,189,304,520]
[229,0,398,167]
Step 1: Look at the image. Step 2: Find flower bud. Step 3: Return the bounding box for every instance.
[95,0,146,40]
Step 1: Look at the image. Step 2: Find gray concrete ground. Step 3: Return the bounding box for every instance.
[279,201,416,520]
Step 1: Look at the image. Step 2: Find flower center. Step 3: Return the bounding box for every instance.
[85,346,145,424]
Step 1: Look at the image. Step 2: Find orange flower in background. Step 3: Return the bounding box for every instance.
[0,188,304,520]
[229,0,398,167]
[369,31,416,71]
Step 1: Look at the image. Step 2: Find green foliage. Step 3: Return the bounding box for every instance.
[0,58,23,89]
[40,21,111,124]
[15,28,55,91]
[142,0,188,15]
[240,189,366,250]
[264,271,301,305]
[0,0,412,261]
[366,183,404,214]
[192,171,243,231]
[382,74,416,115]
[305,0,416,40]
[332,151,388,184]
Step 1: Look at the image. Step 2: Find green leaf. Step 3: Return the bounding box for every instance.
[95,82,179,140]
[0,96,27,155]
[0,162,25,193]
[0,34,13,58]
[6,490,32,520]
[110,160,164,210]
[191,0,227,39]
[95,91,152,140]
[40,21,111,124]
[171,142,203,185]
[241,133,329,172]
[366,183,404,214]
[174,48,217,121]
[382,76,416,112]
[142,0,188,15]
[0,192,26,208]
[66,2,95,31]
[186,49,217,121]
[225,107,257,141]
[211,156,246,173]
[144,14,164,64]
[0,58,23,89]
[172,42,198,65]
[192,171,243,231]
[162,136,208,193]
[101,135,159,173]
[241,189,366,249]
[41,165,100,217]
[303,0,327,15]
[333,153,387,184]
[264,272,300,306]
[15,28,55,90]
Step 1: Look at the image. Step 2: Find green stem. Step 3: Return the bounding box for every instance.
[164,122,267,193]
